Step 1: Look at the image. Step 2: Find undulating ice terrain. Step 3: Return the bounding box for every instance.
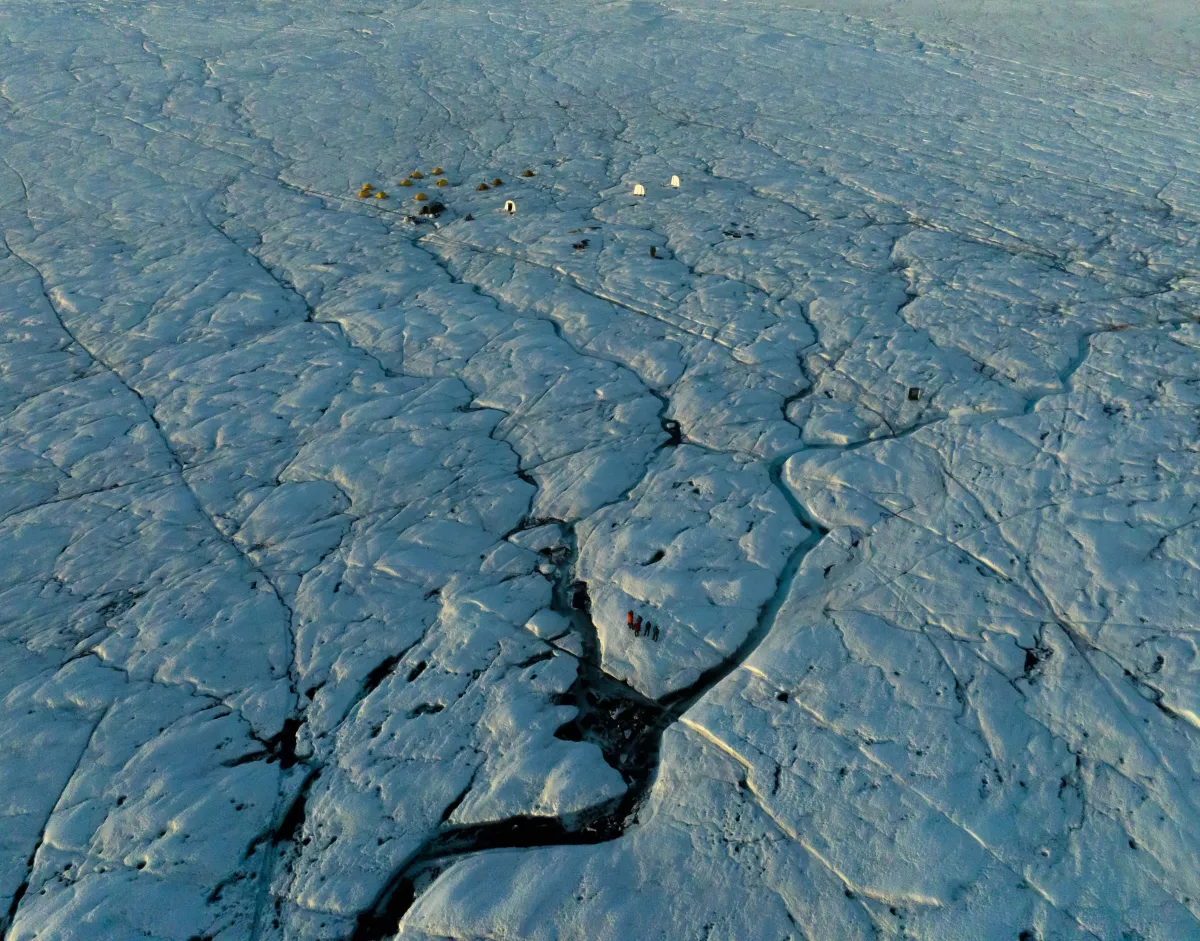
[2,1,1198,938]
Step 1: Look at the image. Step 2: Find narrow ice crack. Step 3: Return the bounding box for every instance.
[1,236,300,715]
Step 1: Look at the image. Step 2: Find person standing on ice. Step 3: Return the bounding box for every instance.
[652,623,660,642]
[627,610,635,630]
[634,616,643,637]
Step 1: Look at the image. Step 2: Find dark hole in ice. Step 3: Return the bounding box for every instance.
[267,718,302,769]
[1023,645,1050,676]
[273,771,318,846]
[542,545,570,566]
[907,387,921,401]
[8,880,29,918]
[364,655,402,695]
[571,580,590,612]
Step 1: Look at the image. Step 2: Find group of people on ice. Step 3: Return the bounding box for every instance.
[627,610,661,642]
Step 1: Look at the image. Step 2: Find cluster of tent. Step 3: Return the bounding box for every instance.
[353,168,683,218]
[356,167,451,204]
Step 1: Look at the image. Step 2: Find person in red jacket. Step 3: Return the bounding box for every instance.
[627,610,635,629]
[633,616,643,637]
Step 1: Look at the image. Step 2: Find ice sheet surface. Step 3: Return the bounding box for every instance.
[1,0,1197,938]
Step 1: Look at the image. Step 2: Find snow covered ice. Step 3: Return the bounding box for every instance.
[1,0,1197,939]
